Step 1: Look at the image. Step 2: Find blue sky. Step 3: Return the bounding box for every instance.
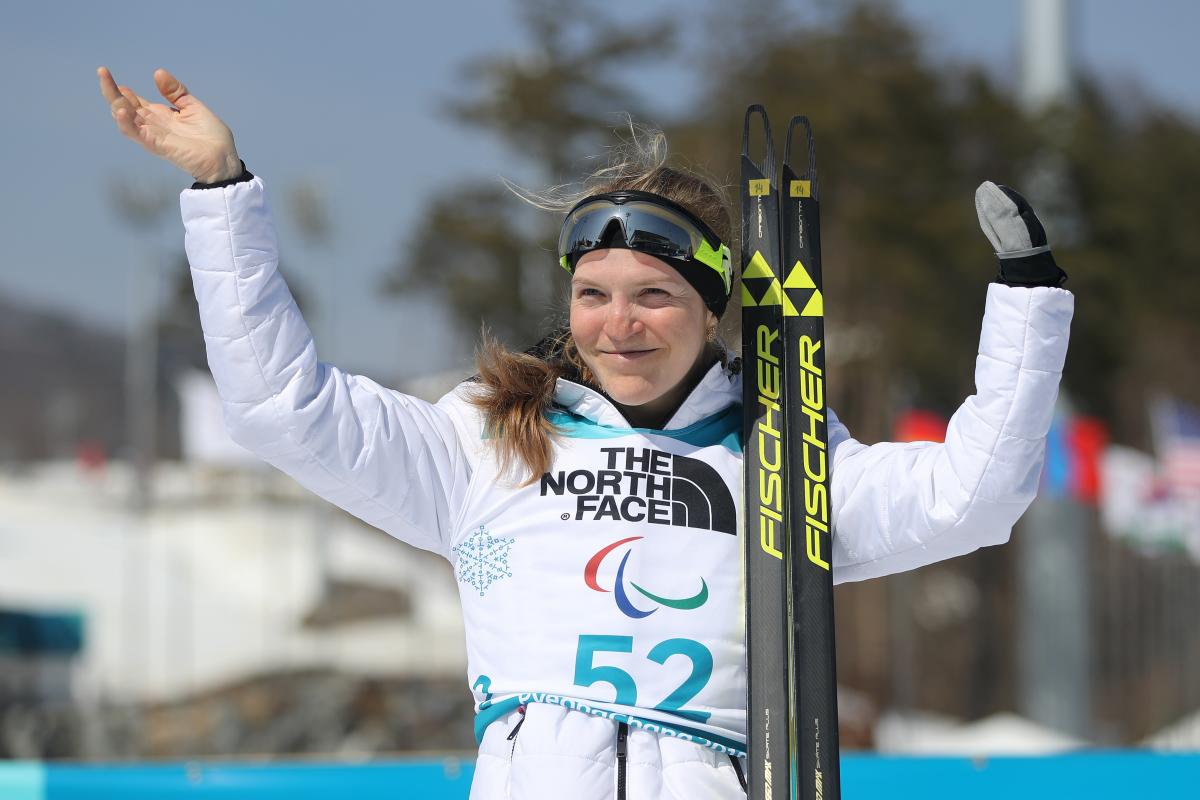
[2,0,1198,384]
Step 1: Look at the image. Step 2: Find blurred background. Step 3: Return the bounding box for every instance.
[2,0,1199,770]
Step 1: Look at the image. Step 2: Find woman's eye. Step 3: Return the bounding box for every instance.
[641,287,670,297]
[577,287,603,297]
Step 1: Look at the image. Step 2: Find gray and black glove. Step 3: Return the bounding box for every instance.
[975,181,1069,288]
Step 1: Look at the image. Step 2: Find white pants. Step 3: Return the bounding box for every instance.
[470,703,748,799]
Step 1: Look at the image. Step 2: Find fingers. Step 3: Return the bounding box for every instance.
[97,66,122,103]
[98,67,135,121]
[153,67,194,108]
[98,66,145,142]
[97,67,147,111]
[117,85,149,110]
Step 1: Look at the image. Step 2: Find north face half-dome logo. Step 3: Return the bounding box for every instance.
[540,446,736,534]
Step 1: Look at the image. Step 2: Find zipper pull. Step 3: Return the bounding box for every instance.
[615,722,630,800]
[506,705,527,741]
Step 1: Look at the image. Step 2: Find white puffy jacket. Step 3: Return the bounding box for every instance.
[181,173,1073,799]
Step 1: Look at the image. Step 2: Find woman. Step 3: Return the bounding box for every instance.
[98,66,1073,798]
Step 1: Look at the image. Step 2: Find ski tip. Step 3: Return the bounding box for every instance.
[742,104,776,181]
[783,115,818,192]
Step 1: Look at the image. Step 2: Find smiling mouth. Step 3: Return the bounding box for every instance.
[602,349,656,359]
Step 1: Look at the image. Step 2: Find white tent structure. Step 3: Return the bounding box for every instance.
[0,457,465,704]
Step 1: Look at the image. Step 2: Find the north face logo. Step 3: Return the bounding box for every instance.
[539,446,736,534]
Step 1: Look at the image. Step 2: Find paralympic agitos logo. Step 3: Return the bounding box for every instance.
[540,446,736,534]
[585,535,709,618]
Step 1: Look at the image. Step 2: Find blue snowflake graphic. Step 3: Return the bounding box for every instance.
[452,525,514,597]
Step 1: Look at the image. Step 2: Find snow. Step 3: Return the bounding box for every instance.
[875,710,1088,755]
[1144,708,1200,751]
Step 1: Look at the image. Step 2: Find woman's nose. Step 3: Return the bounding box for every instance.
[604,296,644,339]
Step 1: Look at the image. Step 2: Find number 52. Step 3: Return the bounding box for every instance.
[573,634,713,724]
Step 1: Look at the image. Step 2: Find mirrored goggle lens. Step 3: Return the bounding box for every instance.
[558,201,706,265]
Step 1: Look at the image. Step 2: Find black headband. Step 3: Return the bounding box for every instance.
[558,190,733,317]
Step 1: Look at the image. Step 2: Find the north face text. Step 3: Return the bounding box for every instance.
[539,447,736,534]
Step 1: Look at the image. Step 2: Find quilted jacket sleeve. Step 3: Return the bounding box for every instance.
[829,283,1074,584]
[180,175,473,558]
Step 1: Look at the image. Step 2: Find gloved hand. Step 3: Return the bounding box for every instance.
[975,181,1069,288]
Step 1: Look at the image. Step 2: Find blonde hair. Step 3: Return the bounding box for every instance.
[468,121,734,485]
[502,120,732,242]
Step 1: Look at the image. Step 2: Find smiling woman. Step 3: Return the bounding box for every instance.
[570,247,713,418]
[98,65,1072,800]
[468,129,737,483]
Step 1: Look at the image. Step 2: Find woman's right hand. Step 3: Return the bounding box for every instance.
[98,66,242,184]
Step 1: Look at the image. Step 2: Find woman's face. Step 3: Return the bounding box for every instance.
[570,248,716,424]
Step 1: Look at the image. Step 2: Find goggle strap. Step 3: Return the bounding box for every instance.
[691,239,733,294]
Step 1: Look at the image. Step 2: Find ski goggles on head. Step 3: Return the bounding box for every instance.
[557,190,733,316]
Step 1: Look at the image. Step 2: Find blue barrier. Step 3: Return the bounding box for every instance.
[842,752,1198,797]
[2,752,1197,798]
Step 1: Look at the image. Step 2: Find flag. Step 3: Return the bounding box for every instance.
[1068,416,1108,503]
[1042,410,1071,498]
[1151,394,1200,498]
[1040,405,1108,505]
[893,409,947,443]
[1099,444,1200,561]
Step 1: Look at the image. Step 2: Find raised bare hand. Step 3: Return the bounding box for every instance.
[98,66,243,184]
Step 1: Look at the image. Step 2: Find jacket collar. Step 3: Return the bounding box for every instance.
[552,346,742,430]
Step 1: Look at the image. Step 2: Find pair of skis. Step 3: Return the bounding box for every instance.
[741,105,840,800]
